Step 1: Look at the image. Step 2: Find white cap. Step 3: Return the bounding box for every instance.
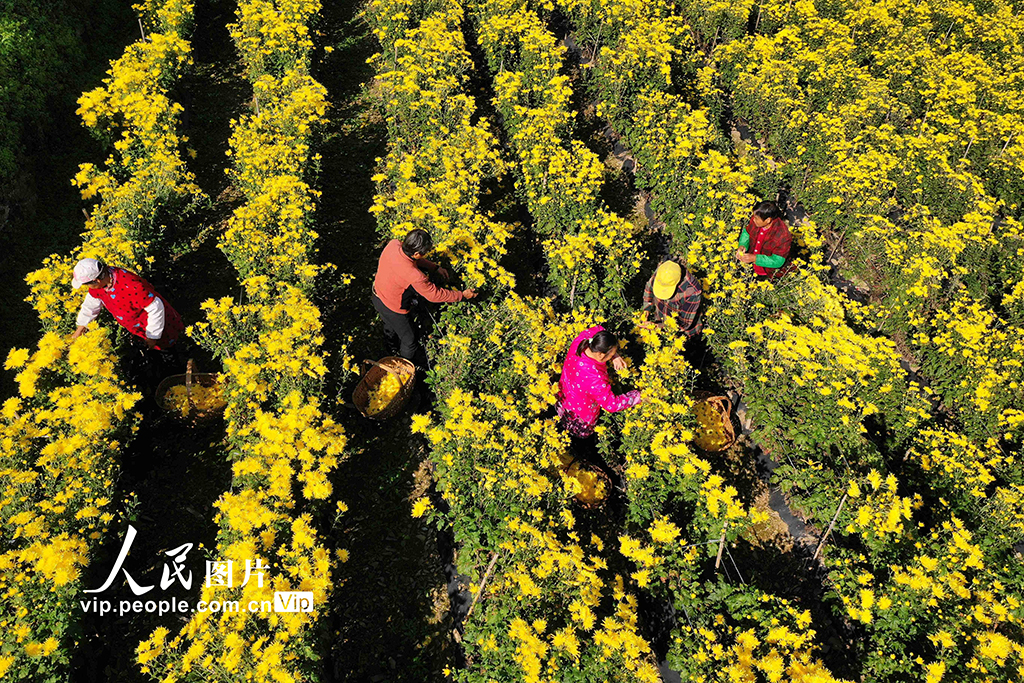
[72,258,103,289]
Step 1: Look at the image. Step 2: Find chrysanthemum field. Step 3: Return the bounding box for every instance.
[1,0,1021,681]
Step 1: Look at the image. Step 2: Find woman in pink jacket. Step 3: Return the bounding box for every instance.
[556,326,643,467]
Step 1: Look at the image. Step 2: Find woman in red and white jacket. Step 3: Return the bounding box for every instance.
[69,258,183,351]
[556,326,643,466]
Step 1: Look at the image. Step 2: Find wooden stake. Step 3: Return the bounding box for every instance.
[962,136,975,160]
[812,493,848,561]
[942,21,956,45]
[464,551,501,623]
[827,228,847,264]
[715,523,728,569]
[138,18,147,41]
[998,132,1015,157]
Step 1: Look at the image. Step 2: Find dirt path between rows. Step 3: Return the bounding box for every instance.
[314,2,456,680]
[73,0,248,679]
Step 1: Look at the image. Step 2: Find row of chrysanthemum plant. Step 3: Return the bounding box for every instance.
[459,1,846,680]
[463,0,644,314]
[365,0,516,289]
[707,0,1024,450]
[133,2,349,682]
[0,1,202,680]
[365,1,671,680]
[556,0,1024,679]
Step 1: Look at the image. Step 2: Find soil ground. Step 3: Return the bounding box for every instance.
[314,0,456,679]
[73,1,249,680]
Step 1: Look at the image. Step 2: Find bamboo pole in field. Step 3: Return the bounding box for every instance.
[812,493,848,561]
[465,551,501,622]
[998,133,1015,157]
[715,523,728,570]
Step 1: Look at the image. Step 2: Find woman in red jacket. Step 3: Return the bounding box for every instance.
[70,258,183,350]
[735,201,793,279]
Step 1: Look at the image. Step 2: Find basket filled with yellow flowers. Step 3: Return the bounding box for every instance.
[556,451,610,508]
[156,359,226,421]
[692,393,735,452]
[353,356,416,420]
[567,460,611,508]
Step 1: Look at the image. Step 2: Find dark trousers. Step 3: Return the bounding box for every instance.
[567,432,598,465]
[128,336,187,399]
[562,426,622,491]
[684,333,711,372]
[371,292,425,366]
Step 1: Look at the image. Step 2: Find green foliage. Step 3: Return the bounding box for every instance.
[0,1,112,184]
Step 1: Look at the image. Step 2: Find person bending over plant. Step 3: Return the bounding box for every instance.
[735,200,794,279]
[640,259,704,339]
[556,327,643,477]
[70,258,182,351]
[371,228,477,368]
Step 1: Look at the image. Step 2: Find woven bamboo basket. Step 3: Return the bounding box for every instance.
[156,359,225,422]
[562,456,611,509]
[692,392,735,452]
[352,356,416,420]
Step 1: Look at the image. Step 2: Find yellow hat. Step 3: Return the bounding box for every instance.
[652,261,681,300]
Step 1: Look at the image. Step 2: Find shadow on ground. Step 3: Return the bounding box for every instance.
[0,1,135,396]
[73,0,249,679]
[313,1,455,681]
